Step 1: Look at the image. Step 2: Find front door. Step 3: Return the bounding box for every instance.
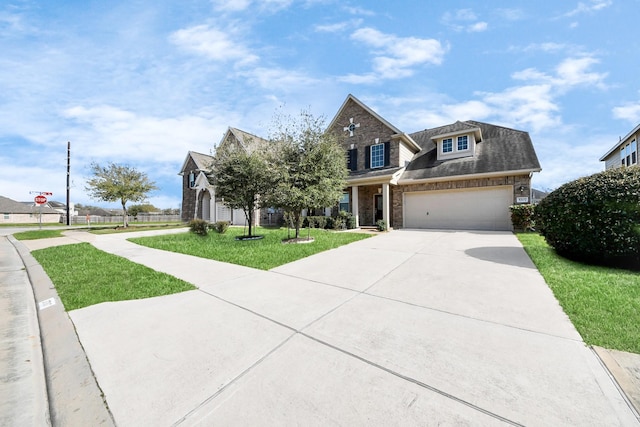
[374,194,383,223]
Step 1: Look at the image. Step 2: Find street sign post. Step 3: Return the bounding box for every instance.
[31,192,52,229]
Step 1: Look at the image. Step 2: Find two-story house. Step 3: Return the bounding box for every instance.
[181,94,541,231]
[179,127,282,226]
[327,94,541,230]
[599,123,639,170]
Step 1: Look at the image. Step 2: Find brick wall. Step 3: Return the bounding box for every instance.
[329,99,400,169]
[391,174,531,228]
[180,157,198,222]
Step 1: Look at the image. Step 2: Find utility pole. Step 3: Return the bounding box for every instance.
[66,141,71,226]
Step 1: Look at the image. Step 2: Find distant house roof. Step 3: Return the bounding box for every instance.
[400,120,541,182]
[225,127,268,149]
[0,195,59,214]
[599,123,640,161]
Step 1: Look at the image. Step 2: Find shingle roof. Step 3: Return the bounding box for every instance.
[0,195,60,214]
[402,121,541,181]
[178,151,213,175]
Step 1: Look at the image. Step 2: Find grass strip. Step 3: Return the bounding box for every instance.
[517,233,640,353]
[13,229,65,240]
[31,243,195,311]
[130,226,373,270]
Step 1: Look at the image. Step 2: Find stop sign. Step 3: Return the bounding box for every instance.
[34,195,47,205]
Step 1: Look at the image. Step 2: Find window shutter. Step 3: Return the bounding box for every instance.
[384,142,390,167]
[349,149,358,171]
[365,146,370,169]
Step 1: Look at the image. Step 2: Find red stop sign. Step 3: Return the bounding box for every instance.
[34,195,47,205]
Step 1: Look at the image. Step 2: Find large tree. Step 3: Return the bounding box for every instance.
[267,109,348,239]
[211,137,275,237]
[85,162,158,227]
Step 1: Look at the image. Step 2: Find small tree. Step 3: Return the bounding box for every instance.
[85,162,158,227]
[211,137,275,237]
[267,109,348,239]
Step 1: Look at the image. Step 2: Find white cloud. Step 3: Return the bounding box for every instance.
[169,24,259,65]
[496,8,525,21]
[344,27,446,82]
[61,105,222,163]
[241,67,320,91]
[469,22,488,32]
[314,19,361,33]
[210,0,292,12]
[613,101,640,123]
[517,42,571,53]
[564,0,612,17]
[510,55,607,92]
[442,9,487,32]
[343,6,375,16]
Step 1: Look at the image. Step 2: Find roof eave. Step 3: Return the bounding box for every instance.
[397,168,542,185]
[600,123,640,161]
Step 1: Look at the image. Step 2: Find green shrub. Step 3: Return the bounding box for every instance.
[338,210,357,229]
[332,217,345,230]
[510,204,535,231]
[535,167,640,268]
[211,221,229,234]
[188,219,209,236]
[376,219,387,232]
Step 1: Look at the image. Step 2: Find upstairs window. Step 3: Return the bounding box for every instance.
[370,143,385,168]
[442,138,453,153]
[621,140,638,167]
[457,135,468,151]
[188,173,196,188]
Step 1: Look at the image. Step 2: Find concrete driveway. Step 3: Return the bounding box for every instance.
[61,229,638,426]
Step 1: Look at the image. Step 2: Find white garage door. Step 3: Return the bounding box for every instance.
[404,187,513,231]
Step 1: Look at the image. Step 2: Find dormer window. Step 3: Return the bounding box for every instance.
[442,138,453,153]
[457,135,468,151]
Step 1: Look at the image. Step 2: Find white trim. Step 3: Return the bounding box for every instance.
[397,168,541,185]
[600,123,640,161]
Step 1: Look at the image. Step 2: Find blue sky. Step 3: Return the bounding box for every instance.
[2,0,639,209]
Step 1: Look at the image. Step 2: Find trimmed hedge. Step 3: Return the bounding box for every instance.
[188,219,209,236]
[535,167,640,268]
[510,204,535,231]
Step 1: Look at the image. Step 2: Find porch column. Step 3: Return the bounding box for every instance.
[382,183,390,228]
[352,185,359,228]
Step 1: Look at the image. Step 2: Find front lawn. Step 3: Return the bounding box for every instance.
[130,226,373,270]
[13,229,65,240]
[517,233,640,353]
[31,243,195,310]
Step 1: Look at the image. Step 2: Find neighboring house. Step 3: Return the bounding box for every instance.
[179,127,283,225]
[531,189,549,205]
[0,195,61,224]
[181,94,541,231]
[327,94,541,231]
[600,123,639,170]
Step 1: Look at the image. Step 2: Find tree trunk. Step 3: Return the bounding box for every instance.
[248,209,253,237]
[294,211,301,239]
[121,201,128,227]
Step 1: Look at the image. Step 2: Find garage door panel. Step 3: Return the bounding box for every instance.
[404,187,512,231]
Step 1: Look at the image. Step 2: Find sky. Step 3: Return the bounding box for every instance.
[2,0,640,209]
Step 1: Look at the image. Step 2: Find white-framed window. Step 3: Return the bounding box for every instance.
[3,213,9,219]
[371,143,384,168]
[621,139,638,167]
[442,138,453,153]
[188,172,196,188]
[339,192,349,213]
[457,135,468,151]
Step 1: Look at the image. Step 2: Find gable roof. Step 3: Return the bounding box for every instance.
[224,127,268,149]
[178,151,213,176]
[0,195,60,214]
[400,121,541,182]
[599,123,640,161]
[327,94,421,152]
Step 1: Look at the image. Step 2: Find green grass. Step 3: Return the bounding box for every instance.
[130,226,373,270]
[89,223,185,234]
[31,243,195,311]
[13,229,65,240]
[517,233,640,353]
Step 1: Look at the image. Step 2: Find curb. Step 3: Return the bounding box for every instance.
[591,346,640,422]
[10,236,116,426]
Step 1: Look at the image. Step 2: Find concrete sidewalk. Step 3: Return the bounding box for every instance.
[15,229,640,425]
